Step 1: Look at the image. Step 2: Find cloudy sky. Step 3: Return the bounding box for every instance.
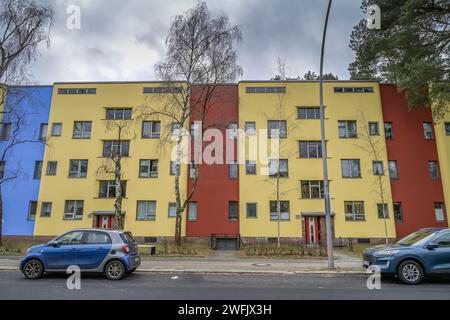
[31,0,366,84]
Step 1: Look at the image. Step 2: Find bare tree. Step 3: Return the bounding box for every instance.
[0,0,53,245]
[97,119,135,230]
[139,1,242,245]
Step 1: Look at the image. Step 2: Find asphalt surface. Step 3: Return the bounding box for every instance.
[0,271,450,300]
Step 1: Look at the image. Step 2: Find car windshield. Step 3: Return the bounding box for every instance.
[396,230,436,246]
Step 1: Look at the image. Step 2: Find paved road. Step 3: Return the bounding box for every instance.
[0,271,449,300]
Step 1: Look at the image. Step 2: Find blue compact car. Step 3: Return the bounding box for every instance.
[20,229,141,280]
[363,228,450,284]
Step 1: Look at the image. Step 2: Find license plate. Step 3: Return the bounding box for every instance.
[363,260,370,267]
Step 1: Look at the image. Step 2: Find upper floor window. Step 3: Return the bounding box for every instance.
[384,122,393,140]
[39,123,48,141]
[102,140,130,157]
[246,203,257,218]
[445,122,450,136]
[338,120,357,138]
[64,200,84,220]
[51,123,62,136]
[341,159,361,178]
[27,201,37,220]
[143,87,182,94]
[33,161,43,180]
[46,161,58,176]
[139,159,158,178]
[0,123,11,140]
[229,161,238,179]
[388,160,398,180]
[69,160,88,178]
[246,87,285,94]
[0,161,5,179]
[429,161,440,180]
[58,88,96,95]
[267,120,287,138]
[98,180,127,198]
[393,202,403,222]
[377,203,389,219]
[245,160,256,175]
[344,201,365,221]
[41,202,52,217]
[423,122,433,140]
[142,121,160,139]
[170,161,179,176]
[372,161,384,175]
[301,180,324,199]
[229,201,239,221]
[435,203,445,222]
[334,87,374,93]
[188,202,198,221]
[73,121,92,139]
[245,122,256,135]
[368,122,379,135]
[228,122,238,139]
[269,159,288,178]
[136,201,156,221]
[298,107,320,119]
[269,201,290,221]
[299,141,322,158]
[106,108,132,120]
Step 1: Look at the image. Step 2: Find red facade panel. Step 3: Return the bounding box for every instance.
[186,85,239,237]
[380,84,447,238]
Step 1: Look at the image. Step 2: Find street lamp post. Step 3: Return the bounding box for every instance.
[319,0,334,270]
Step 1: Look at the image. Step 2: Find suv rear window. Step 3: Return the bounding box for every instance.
[120,232,135,244]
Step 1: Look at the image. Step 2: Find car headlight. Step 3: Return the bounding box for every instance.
[374,249,400,257]
[26,248,31,254]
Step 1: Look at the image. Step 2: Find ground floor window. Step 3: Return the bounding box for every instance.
[393,202,403,222]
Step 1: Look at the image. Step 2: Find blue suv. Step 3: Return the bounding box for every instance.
[363,228,450,284]
[20,229,141,280]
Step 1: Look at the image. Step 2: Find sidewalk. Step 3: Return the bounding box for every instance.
[0,251,364,275]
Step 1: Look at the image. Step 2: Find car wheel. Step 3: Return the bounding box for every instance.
[22,259,44,280]
[398,260,423,285]
[105,260,126,280]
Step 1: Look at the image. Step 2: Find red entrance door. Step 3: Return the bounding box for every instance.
[305,217,319,245]
[97,216,112,229]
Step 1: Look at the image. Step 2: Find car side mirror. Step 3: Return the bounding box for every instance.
[427,242,439,250]
[48,240,60,247]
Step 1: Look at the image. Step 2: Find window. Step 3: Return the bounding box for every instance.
[170,161,179,176]
[377,203,389,219]
[39,123,48,141]
[142,121,160,138]
[190,122,201,139]
[433,233,450,248]
[344,201,365,221]
[388,161,398,180]
[0,161,5,179]
[228,122,238,139]
[334,87,374,93]
[46,161,58,176]
[85,231,112,244]
[298,107,320,119]
[368,122,379,135]
[229,161,238,179]
[435,203,445,222]
[301,181,324,199]
[51,123,62,136]
[64,200,84,220]
[58,88,96,95]
[384,122,393,140]
[268,120,287,138]
[136,201,156,221]
[106,108,132,120]
[393,202,403,222]
[139,159,158,178]
[341,159,361,178]
[229,201,238,221]
[269,159,288,178]
[269,201,290,221]
[246,203,257,218]
[73,121,92,139]
[338,121,357,138]
[188,202,198,221]
[168,203,177,218]
[33,161,43,179]
[0,123,11,140]
[245,160,256,175]
[102,140,130,157]
[189,162,198,179]
[27,201,37,220]
[246,87,285,93]
[445,123,450,136]
[41,202,52,217]
[57,231,84,245]
[299,141,322,158]
[69,160,88,178]
[372,161,384,175]
[143,87,182,94]
[171,122,182,137]
[429,161,440,180]
[245,122,256,135]
[99,181,127,198]
[423,122,433,140]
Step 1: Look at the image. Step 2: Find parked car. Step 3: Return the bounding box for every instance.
[363,228,450,284]
[20,229,141,280]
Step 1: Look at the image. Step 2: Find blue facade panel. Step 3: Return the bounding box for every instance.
[1,86,53,236]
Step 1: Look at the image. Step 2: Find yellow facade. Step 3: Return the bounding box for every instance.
[34,82,187,237]
[238,81,397,239]
[435,112,450,223]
